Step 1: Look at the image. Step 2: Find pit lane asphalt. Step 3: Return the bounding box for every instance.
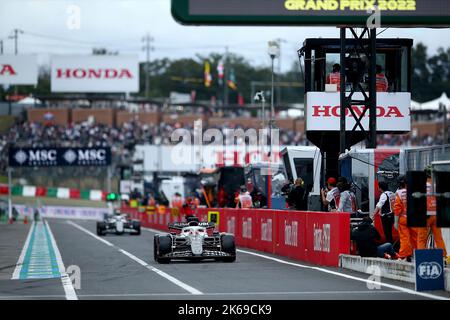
[2,218,450,300]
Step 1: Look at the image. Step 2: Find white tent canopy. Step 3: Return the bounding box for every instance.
[17,96,42,105]
[411,92,450,111]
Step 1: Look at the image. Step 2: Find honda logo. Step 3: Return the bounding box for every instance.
[56,68,133,79]
[312,105,404,118]
[0,64,17,76]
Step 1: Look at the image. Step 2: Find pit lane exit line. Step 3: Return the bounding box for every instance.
[237,249,449,301]
[11,221,78,300]
[142,227,449,300]
[66,221,203,295]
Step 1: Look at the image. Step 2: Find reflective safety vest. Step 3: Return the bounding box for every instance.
[327,72,341,91]
[349,191,358,213]
[328,187,341,211]
[171,196,183,209]
[426,181,436,216]
[376,73,388,92]
[394,188,407,217]
[238,193,253,209]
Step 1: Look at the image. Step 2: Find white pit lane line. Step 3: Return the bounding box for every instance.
[0,290,406,299]
[11,222,35,280]
[11,221,78,300]
[142,227,449,301]
[46,221,78,300]
[66,221,203,295]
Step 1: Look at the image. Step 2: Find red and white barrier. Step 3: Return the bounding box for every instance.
[122,205,351,267]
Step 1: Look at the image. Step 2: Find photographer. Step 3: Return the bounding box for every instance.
[288,178,308,211]
[321,177,340,212]
[351,216,399,259]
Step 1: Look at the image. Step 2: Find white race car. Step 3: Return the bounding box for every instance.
[153,217,236,263]
[97,212,141,236]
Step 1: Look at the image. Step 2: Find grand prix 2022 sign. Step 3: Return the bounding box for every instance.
[172,0,450,27]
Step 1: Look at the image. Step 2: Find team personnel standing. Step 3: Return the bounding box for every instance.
[417,167,448,259]
[321,177,340,212]
[393,176,417,261]
[376,64,389,92]
[236,186,253,209]
[337,181,358,215]
[288,178,308,210]
[326,64,341,91]
[171,192,183,210]
[372,181,396,244]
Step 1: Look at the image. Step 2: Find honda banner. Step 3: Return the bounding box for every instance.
[51,55,139,93]
[0,55,38,85]
[9,147,111,167]
[306,92,411,132]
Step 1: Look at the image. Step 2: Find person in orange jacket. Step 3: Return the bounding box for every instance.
[171,192,183,210]
[393,175,418,261]
[376,64,389,92]
[417,167,448,258]
[326,63,342,91]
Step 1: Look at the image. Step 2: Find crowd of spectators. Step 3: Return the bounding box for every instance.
[0,120,445,171]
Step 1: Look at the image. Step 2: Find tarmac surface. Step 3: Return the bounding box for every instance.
[1,219,450,300]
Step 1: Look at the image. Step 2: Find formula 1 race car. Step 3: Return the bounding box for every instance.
[96,211,141,236]
[153,217,236,263]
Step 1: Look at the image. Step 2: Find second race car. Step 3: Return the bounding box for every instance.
[97,210,141,236]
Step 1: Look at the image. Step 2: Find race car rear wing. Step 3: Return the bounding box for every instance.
[168,222,216,230]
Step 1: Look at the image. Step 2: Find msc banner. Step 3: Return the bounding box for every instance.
[9,147,111,167]
[173,0,450,27]
[51,55,139,93]
[0,55,38,85]
[305,92,411,132]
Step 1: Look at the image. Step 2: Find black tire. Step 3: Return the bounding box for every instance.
[154,235,172,264]
[132,220,141,235]
[96,222,106,236]
[156,257,171,264]
[153,236,158,261]
[221,234,236,262]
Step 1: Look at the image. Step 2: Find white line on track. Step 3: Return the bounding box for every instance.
[46,221,78,300]
[142,227,449,300]
[67,221,114,247]
[0,290,406,299]
[236,249,449,301]
[11,222,35,280]
[67,221,203,295]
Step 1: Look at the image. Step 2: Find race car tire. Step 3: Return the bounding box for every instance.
[154,235,172,264]
[96,222,106,236]
[131,220,141,235]
[220,234,236,262]
[153,236,159,261]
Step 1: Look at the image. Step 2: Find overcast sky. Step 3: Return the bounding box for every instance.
[1,0,450,71]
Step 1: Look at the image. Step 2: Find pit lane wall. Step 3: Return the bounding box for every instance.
[121,206,350,267]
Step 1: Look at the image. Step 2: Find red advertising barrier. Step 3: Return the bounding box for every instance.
[254,209,277,254]
[121,205,350,267]
[305,211,350,266]
[274,210,307,261]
